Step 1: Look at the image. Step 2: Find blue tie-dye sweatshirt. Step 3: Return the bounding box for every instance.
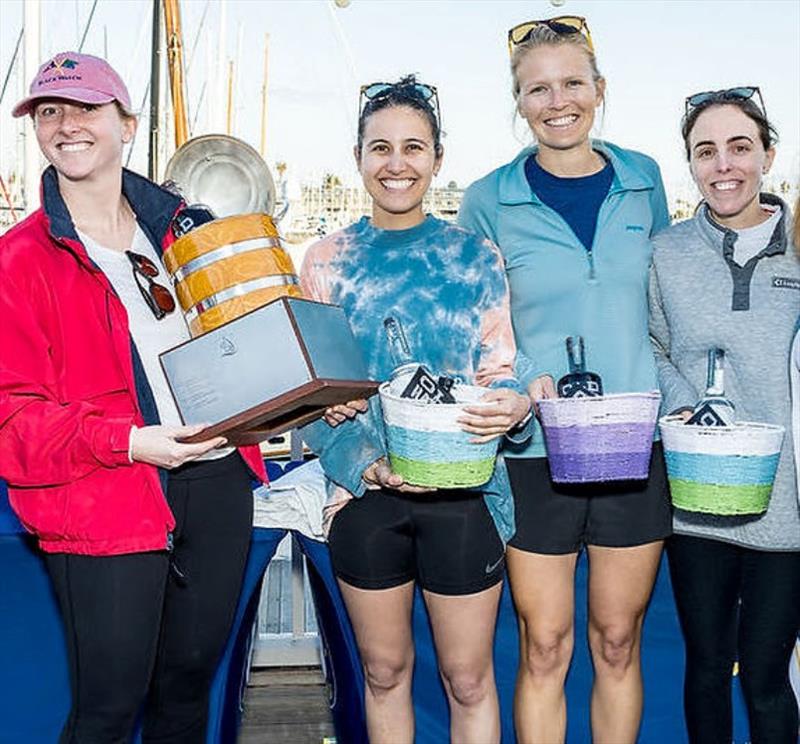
[299,215,523,542]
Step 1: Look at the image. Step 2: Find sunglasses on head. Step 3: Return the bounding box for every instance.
[684,86,766,118]
[126,251,176,320]
[508,16,594,54]
[358,81,440,127]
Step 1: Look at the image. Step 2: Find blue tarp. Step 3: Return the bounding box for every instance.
[0,480,25,534]
[0,468,755,743]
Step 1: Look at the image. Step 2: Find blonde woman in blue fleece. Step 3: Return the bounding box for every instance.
[458,18,670,743]
[300,77,531,744]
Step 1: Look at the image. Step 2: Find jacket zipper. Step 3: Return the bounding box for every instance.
[586,186,626,282]
[531,200,601,282]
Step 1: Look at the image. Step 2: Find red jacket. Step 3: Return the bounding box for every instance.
[0,167,266,555]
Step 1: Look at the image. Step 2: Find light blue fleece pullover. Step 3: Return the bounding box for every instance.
[458,141,670,458]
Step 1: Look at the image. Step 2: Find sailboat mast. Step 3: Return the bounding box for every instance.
[148,0,161,179]
[163,0,189,148]
[23,0,41,214]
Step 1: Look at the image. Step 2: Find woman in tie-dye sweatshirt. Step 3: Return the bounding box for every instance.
[300,76,531,743]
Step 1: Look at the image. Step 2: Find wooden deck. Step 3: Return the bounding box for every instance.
[238,668,336,744]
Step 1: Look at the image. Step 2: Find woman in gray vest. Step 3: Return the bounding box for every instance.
[649,88,800,742]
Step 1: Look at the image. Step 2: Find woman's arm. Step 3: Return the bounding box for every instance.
[648,263,699,413]
[0,269,224,484]
[460,239,531,442]
[301,407,389,497]
[0,272,135,486]
[299,237,390,496]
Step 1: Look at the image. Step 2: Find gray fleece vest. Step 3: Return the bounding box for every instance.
[649,195,800,550]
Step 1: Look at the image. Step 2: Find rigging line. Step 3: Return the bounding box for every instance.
[324,0,359,140]
[191,80,207,136]
[78,0,100,53]
[125,80,151,168]
[183,0,211,129]
[0,28,24,107]
[184,0,211,135]
[0,173,19,224]
[124,0,150,85]
[186,0,211,74]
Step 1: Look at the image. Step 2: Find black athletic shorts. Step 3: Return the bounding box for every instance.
[328,488,505,596]
[507,442,672,555]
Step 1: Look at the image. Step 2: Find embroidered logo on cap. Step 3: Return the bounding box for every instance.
[45,57,79,72]
[39,56,81,86]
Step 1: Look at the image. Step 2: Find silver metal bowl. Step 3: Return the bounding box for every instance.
[164,134,276,218]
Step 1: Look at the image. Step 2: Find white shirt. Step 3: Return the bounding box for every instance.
[79,223,233,460]
[732,206,781,266]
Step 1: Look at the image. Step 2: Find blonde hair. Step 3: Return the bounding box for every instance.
[794,194,800,254]
[510,25,603,101]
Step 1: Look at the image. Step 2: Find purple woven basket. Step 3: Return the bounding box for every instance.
[538,392,661,483]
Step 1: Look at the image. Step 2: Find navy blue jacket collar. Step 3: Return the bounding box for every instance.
[40,165,183,255]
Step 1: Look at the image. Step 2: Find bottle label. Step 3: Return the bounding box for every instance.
[687,348,736,426]
[399,366,457,403]
[686,398,736,427]
[557,335,603,398]
[557,372,603,398]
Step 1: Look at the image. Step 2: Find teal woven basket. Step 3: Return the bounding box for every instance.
[659,416,785,515]
[379,382,499,488]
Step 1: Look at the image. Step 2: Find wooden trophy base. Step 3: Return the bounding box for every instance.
[180,378,380,446]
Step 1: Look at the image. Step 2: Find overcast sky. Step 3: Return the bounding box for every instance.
[1,0,798,203]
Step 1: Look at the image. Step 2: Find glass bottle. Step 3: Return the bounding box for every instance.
[383,316,456,403]
[557,336,603,398]
[687,348,736,426]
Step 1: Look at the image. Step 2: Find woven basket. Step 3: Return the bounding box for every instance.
[538,392,661,483]
[379,382,499,488]
[659,415,784,515]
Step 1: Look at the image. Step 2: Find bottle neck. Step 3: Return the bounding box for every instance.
[384,316,415,370]
[390,362,419,380]
[706,349,726,396]
[707,371,725,397]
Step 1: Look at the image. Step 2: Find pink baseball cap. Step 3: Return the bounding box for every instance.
[12,51,132,118]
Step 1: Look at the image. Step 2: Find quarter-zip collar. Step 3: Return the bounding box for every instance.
[697,191,788,259]
[696,192,788,311]
[497,139,656,206]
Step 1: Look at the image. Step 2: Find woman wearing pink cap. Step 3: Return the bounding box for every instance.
[0,52,266,742]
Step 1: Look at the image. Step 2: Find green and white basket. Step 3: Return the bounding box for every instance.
[379,382,499,489]
[659,415,785,516]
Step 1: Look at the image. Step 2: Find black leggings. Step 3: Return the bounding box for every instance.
[46,454,253,744]
[667,534,800,744]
